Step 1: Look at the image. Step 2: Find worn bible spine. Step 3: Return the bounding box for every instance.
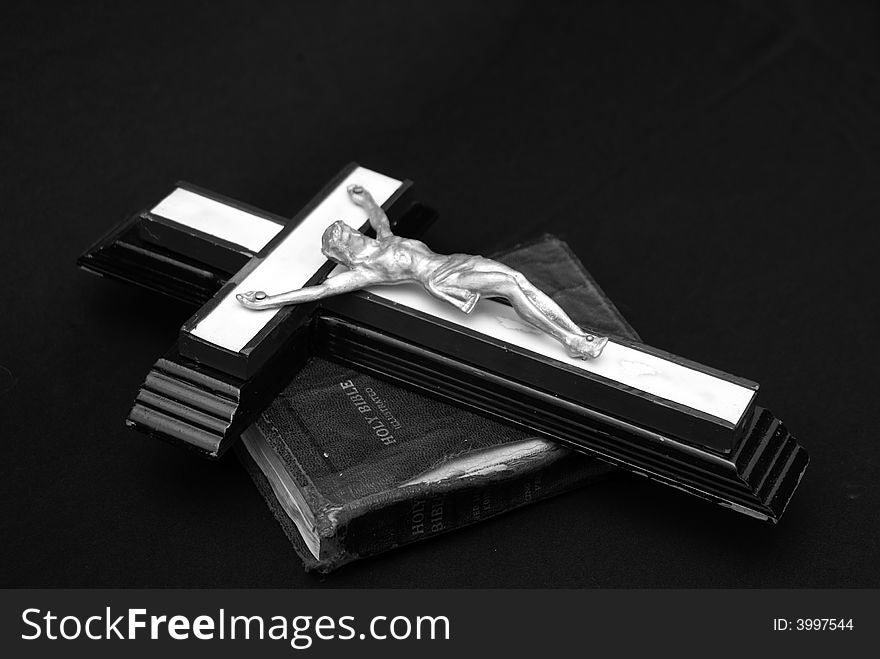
[236,440,605,572]
[342,458,603,562]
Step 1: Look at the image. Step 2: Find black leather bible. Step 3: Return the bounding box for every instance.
[235,235,640,571]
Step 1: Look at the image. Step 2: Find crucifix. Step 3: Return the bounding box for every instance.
[79,163,808,523]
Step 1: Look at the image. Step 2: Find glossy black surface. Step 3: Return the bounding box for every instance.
[127,334,311,459]
[313,314,806,522]
[77,211,235,307]
[77,182,283,306]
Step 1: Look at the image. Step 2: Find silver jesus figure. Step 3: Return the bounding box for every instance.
[237,185,608,359]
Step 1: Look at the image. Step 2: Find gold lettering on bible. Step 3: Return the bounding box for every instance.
[340,380,396,445]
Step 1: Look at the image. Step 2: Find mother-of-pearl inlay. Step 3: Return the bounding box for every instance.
[152,187,284,252]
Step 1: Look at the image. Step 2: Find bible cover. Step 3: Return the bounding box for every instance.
[235,235,641,572]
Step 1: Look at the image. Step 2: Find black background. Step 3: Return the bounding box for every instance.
[2,1,878,587]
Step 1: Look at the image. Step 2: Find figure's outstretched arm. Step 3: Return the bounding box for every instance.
[236,269,378,310]
[347,184,393,239]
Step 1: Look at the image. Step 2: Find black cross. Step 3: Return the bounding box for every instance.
[79,163,808,522]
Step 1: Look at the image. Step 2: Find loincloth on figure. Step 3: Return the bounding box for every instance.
[424,253,494,313]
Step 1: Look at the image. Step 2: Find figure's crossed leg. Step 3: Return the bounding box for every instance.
[515,277,584,335]
[511,275,606,359]
[453,268,606,359]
